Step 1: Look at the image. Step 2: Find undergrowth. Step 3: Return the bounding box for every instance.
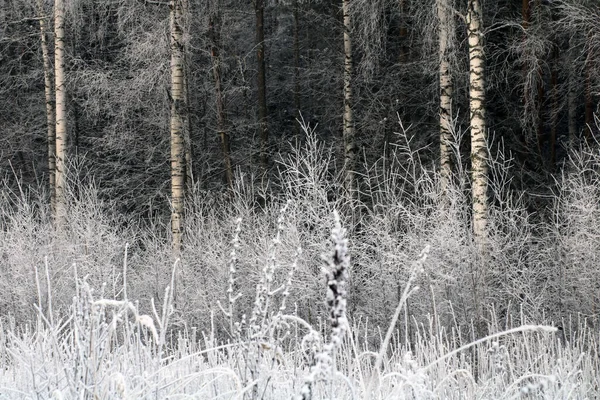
[1,120,600,398]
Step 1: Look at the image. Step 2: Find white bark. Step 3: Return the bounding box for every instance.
[467,0,487,243]
[38,0,55,214]
[342,0,356,198]
[170,0,186,254]
[54,0,67,225]
[438,0,453,196]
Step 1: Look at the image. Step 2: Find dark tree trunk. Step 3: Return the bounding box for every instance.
[209,10,233,189]
[255,0,268,173]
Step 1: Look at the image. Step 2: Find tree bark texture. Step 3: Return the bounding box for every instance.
[38,0,55,214]
[170,0,186,254]
[255,0,268,173]
[54,0,67,225]
[437,0,453,196]
[209,11,233,189]
[342,0,356,198]
[467,0,487,243]
[183,39,194,191]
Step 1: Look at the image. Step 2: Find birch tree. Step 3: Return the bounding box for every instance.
[342,0,356,198]
[467,0,487,242]
[37,0,55,213]
[170,0,186,254]
[54,0,67,224]
[437,0,454,196]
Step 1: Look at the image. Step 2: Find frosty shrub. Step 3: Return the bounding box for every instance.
[0,119,600,398]
[549,142,600,324]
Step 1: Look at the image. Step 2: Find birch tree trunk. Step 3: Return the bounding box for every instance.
[342,0,356,198]
[255,0,268,173]
[467,0,487,243]
[54,0,67,225]
[38,0,55,214]
[209,10,233,189]
[170,0,186,254]
[183,30,194,192]
[437,0,453,196]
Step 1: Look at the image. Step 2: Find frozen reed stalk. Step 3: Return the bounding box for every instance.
[374,245,429,375]
[44,257,53,325]
[277,246,301,316]
[217,217,243,334]
[250,200,292,336]
[122,242,129,301]
[34,257,54,325]
[299,210,350,400]
[424,324,558,372]
[269,246,301,352]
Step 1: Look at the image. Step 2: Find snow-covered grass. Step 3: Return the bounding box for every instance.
[0,218,595,398]
[1,121,600,398]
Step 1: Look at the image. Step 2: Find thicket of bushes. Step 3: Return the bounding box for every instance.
[1,122,599,397]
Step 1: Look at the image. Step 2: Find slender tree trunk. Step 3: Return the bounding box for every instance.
[342,0,356,198]
[170,0,186,254]
[209,11,233,189]
[173,0,192,193]
[293,0,301,138]
[255,0,268,173]
[437,0,453,196]
[399,0,409,63]
[536,73,545,157]
[183,15,194,192]
[568,37,578,148]
[585,59,593,142]
[550,43,558,166]
[534,0,546,160]
[467,0,487,243]
[0,0,5,29]
[54,0,67,225]
[73,98,80,150]
[522,0,530,31]
[521,0,533,152]
[38,0,55,214]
